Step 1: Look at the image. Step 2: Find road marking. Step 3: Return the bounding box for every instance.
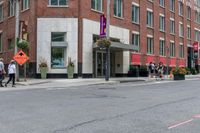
[194,114,200,118]
[168,119,193,129]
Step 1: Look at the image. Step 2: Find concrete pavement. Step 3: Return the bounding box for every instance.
[7,74,199,87]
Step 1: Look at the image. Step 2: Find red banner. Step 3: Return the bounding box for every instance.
[146,55,155,63]
[131,54,141,65]
[159,57,166,65]
[179,59,185,67]
[170,58,176,67]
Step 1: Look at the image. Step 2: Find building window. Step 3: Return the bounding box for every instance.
[49,0,68,6]
[187,6,191,19]
[195,11,198,22]
[187,27,191,39]
[132,4,139,23]
[8,38,14,50]
[179,44,184,58]
[170,0,175,12]
[159,15,165,31]
[159,39,165,56]
[147,37,153,54]
[0,33,2,52]
[91,0,102,11]
[132,33,140,52]
[179,22,184,37]
[195,30,199,41]
[147,10,153,27]
[51,32,67,68]
[159,0,165,7]
[0,4,3,21]
[170,42,175,57]
[114,0,123,18]
[170,19,175,34]
[8,0,15,17]
[22,0,29,10]
[178,1,183,16]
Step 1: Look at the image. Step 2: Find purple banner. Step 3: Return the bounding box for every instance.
[100,14,106,37]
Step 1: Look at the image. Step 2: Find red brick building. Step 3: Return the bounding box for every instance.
[0,0,199,78]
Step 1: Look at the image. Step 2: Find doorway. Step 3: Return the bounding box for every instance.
[94,51,115,77]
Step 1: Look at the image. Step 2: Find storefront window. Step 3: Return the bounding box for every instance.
[51,32,67,68]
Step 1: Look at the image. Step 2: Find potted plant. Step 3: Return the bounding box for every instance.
[96,38,111,49]
[171,67,187,80]
[67,57,74,79]
[39,58,48,79]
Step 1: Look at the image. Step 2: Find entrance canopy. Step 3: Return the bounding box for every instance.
[93,41,134,51]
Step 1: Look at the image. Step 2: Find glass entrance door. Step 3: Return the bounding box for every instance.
[96,52,106,77]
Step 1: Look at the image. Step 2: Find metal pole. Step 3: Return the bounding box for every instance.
[105,0,110,81]
[15,0,20,81]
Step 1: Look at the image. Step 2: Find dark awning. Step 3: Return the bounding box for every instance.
[93,41,134,51]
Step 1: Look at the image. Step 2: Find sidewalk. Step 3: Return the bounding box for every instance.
[7,74,200,87]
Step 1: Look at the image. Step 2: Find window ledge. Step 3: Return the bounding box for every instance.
[0,20,3,24]
[113,16,124,20]
[179,36,184,38]
[187,18,191,21]
[170,33,175,36]
[91,9,104,14]
[7,15,15,19]
[47,5,69,8]
[147,26,154,29]
[21,8,30,13]
[159,30,165,33]
[132,21,140,25]
[159,5,165,8]
[170,10,175,13]
[187,38,191,40]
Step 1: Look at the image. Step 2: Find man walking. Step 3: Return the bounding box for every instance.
[0,58,5,87]
[5,60,16,87]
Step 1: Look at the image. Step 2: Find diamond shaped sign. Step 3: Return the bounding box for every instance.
[13,50,29,66]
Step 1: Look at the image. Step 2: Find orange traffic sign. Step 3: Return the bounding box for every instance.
[13,50,29,66]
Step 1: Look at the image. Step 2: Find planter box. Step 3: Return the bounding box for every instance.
[40,67,48,79]
[173,74,185,80]
[67,66,74,79]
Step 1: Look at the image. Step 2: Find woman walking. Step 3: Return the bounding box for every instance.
[5,60,16,87]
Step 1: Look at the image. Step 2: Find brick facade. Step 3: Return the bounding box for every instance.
[0,0,199,78]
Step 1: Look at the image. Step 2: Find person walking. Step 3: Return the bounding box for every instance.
[0,58,5,87]
[5,60,16,87]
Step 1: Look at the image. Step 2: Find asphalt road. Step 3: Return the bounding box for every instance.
[0,79,200,133]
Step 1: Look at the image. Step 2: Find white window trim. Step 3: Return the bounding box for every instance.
[132,2,139,7]
[147,34,153,38]
[170,40,174,43]
[132,31,140,34]
[160,37,165,40]
[170,17,174,20]
[159,13,165,17]
[147,8,153,12]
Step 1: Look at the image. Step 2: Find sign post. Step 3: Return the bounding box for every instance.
[13,50,29,81]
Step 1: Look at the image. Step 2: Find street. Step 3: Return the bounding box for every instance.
[0,79,200,133]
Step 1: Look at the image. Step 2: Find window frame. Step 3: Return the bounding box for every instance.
[159,39,165,56]
[91,0,103,12]
[114,0,123,18]
[48,0,68,7]
[147,37,154,54]
[132,32,140,52]
[147,9,153,27]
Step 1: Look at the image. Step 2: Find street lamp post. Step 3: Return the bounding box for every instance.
[15,0,20,81]
[105,0,110,81]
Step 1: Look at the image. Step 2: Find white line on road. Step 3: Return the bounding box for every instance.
[168,119,193,129]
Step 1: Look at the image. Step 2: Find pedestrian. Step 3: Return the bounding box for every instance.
[148,62,153,78]
[156,62,164,80]
[0,58,5,87]
[5,60,16,87]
